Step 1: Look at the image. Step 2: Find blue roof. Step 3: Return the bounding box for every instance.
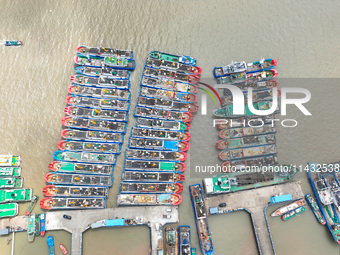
[270,194,292,204]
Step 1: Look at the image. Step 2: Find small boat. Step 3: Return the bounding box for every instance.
[61,129,123,143]
[271,198,305,216]
[0,177,23,188]
[40,214,46,236]
[216,134,276,150]
[125,149,187,162]
[35,214,41,236]
[43,185,108,198]
[305,193,326,225]
[0,167,21,177]
[129,137,189,152]
[60,243,68,254]
[141,76,198,93]
[146,57,201,75]
[44,173,112,187]
[124,159,186,172]
[66,95,129,111]
[119,182,183,194]
[165,227,178,255]
[0,203,18,218]
[3,40,23,46]
[0,155,21,167]
[144,67,199,84]
[217,69,278,84]
[214,101,279,117]
[53,150,116,164]
[74,53,135,70]
[61,116,126,132]
[150,51,196,66]
[47,236,55,255]
[117,193,182,206]
[140,87,197,103]
[40,197,106,210]
[27,215,35,242]
[0,188,32,203]
[134,107,193,122]
[136,117,189,131]
[71,75,130,89]
[65,106,128,122]
[179,225,191,255]
[214,58,277,78]
[221,154,278,171]
[137,96,198,112]
[75,66,129,79]
[219,144,277,161]
[57,140,121,154]
[131,127,190,141]
[122,171,184,183]
[216,115,276,130]
[49,161,113,175]
[68,84,130,100]
[76,46,133,58]
[282,206,306,221]
[221,88,279,106]
[25,195,38,216]
[222,80,279,95]
[219,124,276,139]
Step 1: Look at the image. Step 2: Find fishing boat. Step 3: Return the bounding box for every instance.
[145,57,201,75]
[221,154,278,171]
[222,80,279,95]
[141,76,198,93]
[131,127,190,142]
[40,214,46,236]
[3,40,23,46]
[136,117,189,131]
[65,106,128,122]
[47,236,55,255]
[150,51,196,66]
[219,124,276,139]
[61,116,127,132]
[271,198,305,216]
[323,173,340,211]
[214,101,279,117]
[305,193,326,225]
[117,193,182,206]
[134,107,193,122]
[53,151,116,164]
[219,144,277,161]
[76,46,133,58]
[57,140,121,154]
[25,195,38,216]
[189,184,214,255]
[61,129,123,143]
[203,165,298,195]
[165,227,178,255]
[282,206,306,221]
[179,225,191,255]
[221,88,279,106]
[137,96,198,112]
[122,171,184,183]
[27,215,35,242]
[75,66,130,79]
[49,161,113,175]
[43,185,108,198]
[0,203,18,218]
[129,138,189,152]
[119,182,183,194]
[214,58,277,78]
[217,69,278,84]
[60,243,68,254]
[314,174,333,205]
[40,197,106,210]
[71,75,130,89]
[66,95,129,111]
[0,188,32,203]
[216,134,276,150]
[124,159,186,172]
[140,87,198,103]
[0,167,21,177]
[144,67,199,84]
[0,155,21,167]
[0,177,23,188]
[216,115,276,130]
[125,149,187,162]
[74,53,135,70]
[35,214,41,236]
[44,173,112,187]
[68,84,130,100]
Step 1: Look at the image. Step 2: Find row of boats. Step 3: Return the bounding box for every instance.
[117,51,200,206]
[164,226,195,255]
[40,46,135,210]
[27,213,46,243]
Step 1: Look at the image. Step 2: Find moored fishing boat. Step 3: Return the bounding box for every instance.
[219,124,276,139]
[221,88,279,106]
[27,215,35,242]
[282,206,306,221]
[45,173,112,187]
[119,182,183,194]
[222,80,279,95]
[271,198,305,216]
[117,193,182,206]
[137,96,198,112]
[76,46,133,58]
[122,171,184,183]
[47,236,54,255]
[49,161,113,175]
[75,66,129,79]
[61,116,126,132]
[216,115,276,130]
[214,101,279,117]
[125,149,187,162]
[221,154,278,171]
[40,214,46,236]
[179,225,191,255]
[144,67,199,84]
[60,243,68,254]
[134,107,193,122]
[40,197,106,210]
[129,137,189,152]
[216,134,276,150]
[3,40,23,46]
[136,117,189,131]
[141,76,198,93]
[74,53,135,70]
[219,144,277,161]
[71,75,130,89]
[124,159,186,172]
[66,95,129,111]
[0,155,21,167]
[0,177,23,188]
[305,193,326,225]
[35,214,41,236]
[165,227,178,255]
[65,106,128,122]
[131,127,190,141]
[61,129,123,143]
[25,195,38,216]
[68,84,130,100]
[150,51,196,66]
[53,150,116,164]
[217,69,278,84]
[57,140,121,154]
[0,203,18,218]
[140,87,197,103]
[0,167,21,177]
[43,185,108,198]
[0,188,32,203]
[145,57,201,75]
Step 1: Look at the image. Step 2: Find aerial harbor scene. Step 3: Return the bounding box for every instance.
[1,0,340,254]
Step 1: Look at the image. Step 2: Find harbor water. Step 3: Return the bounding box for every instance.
[1,0,340,254]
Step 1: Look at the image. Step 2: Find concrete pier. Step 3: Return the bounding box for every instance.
[204,181,304,255]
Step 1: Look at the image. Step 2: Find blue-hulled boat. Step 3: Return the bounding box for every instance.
[47,236,55,255]
[74,53,135,70]
[179,225,192,255]
[125,149,187,162]
[71,75,130,89]
[53,150,116,164]
[75,66,130,79]
[129,137,189,152]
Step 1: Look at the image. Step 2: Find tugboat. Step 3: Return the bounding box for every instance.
[128,137,189,152]
[68,84,130,99]
[61,129,123,143]
[49,161,113,175]
[44,173,112,187]
[145,57,201,75]
[136,117,189,131]
[43,185,108,198]
[140,87,198,103]
[66,95,129,110]
[219,144,277,161]
[40,197,106,210]
[71,75,130,89]
[0,203,18,218]
[47,236,55,255]
[57,140,121,154]
[137,96,198,112]
[271,198,305,216]
[282,206,306,221]
[219,124,276,139]
[119,182,183,194]
[134,106,193,122]
[0,188,32,203]
[143,67,199,84]
[61,116,126,132]
[0,155,21,167]
[141,76,197,93]
[53,150,116,164]
[217,69,278,84]
[149,51,197,66]
[125,149,187,162]
[27,215,36,242]
[124,159,185,172]
[0,167,21,177]
[25,195,38,216]
[216,134,276,150]
[75,66,130,79]
[179,225,191,255]
[131,127,190,142]
[122,171,184,183]
[76,46,133,58]
[165,227,178,255]
[117,193,182,206]
[0,177,23,188]
[60,243,68,254]
[64,106,128,122]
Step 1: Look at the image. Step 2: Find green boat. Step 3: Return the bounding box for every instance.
[25,195,39,216]
[217,69,277,84]
[0,177,23,188]
[214,101,279,117]
[0,203,18,218]
[0,167,21,177]
[305,193,326,225]
[27,215,35,243]
[0,155,21,167]
[35,214,41,236]
[282,206,306,221]
[149,51,196,66]
[203,165,298,195]
[74,53,135,70]
[0,188,33,203]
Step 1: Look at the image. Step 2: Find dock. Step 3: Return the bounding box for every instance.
[204,181,304,255]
